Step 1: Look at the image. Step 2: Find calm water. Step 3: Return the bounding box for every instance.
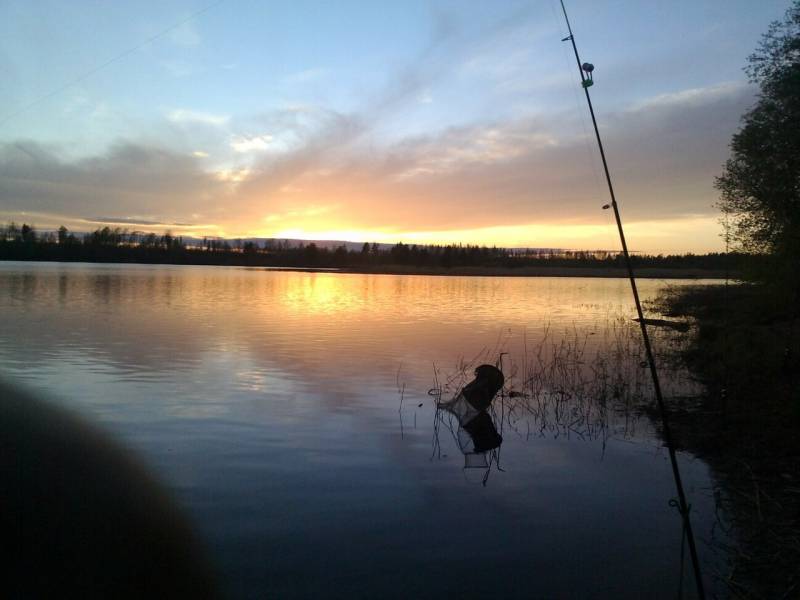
[1,262,724,598]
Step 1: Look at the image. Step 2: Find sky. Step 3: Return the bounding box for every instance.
[0,0,791,252]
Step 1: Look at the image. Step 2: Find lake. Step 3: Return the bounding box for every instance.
[0,262,724,598]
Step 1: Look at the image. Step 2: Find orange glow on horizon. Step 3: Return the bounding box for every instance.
[1,209,724,254]
[244,216,724,254]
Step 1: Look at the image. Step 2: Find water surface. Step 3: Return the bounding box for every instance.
[0,262,723,598]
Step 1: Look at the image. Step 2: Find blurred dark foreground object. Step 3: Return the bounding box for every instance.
[0,379,219,598]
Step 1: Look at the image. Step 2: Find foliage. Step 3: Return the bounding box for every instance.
[716,1,800,287]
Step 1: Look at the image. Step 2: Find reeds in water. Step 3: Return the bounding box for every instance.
[427,315,702,480]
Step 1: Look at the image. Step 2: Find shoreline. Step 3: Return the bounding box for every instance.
[655,283,799,598]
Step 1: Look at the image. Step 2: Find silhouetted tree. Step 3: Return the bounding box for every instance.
[716,1,800,286]
[21,224,36,243]
[303,243,319,265]
[6,222,21,242]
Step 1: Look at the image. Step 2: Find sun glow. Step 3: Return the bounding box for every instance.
[257,215,723,254]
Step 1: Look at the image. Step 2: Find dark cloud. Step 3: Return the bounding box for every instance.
[0,140,227,225]
[85,216,197,227]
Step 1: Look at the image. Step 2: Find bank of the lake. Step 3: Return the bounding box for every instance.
[656,283,800,598]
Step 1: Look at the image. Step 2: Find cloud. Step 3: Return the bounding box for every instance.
[227,16,472,202]
[263,205,334,223]
[231,79,754,235]
[167,109,230,127]
[230,134,274,153]
[390,121,558,180]
[0,0,758,258]
[627,81,749,113]
[85,216,198,227]
[214,168,250,183]
[0,140,230,228]
[0,77,753,249]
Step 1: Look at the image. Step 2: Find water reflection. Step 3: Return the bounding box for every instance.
[0,262,699,422]
[0,263,724,598]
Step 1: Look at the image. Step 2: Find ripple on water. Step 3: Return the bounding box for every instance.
[0,262,726,598]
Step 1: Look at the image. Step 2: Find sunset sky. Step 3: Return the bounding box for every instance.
[0,1,789,252]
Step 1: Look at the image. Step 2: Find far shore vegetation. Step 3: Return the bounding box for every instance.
[0,221,745,278]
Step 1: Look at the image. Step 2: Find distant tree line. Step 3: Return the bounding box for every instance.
[0,222,749,271]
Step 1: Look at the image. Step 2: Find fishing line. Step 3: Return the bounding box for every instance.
[0,0,225,128]
[557,2,706,598]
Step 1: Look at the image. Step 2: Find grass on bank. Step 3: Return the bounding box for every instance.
[655,283,800,599]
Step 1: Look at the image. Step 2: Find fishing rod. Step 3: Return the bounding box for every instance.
[557,2,706,598]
